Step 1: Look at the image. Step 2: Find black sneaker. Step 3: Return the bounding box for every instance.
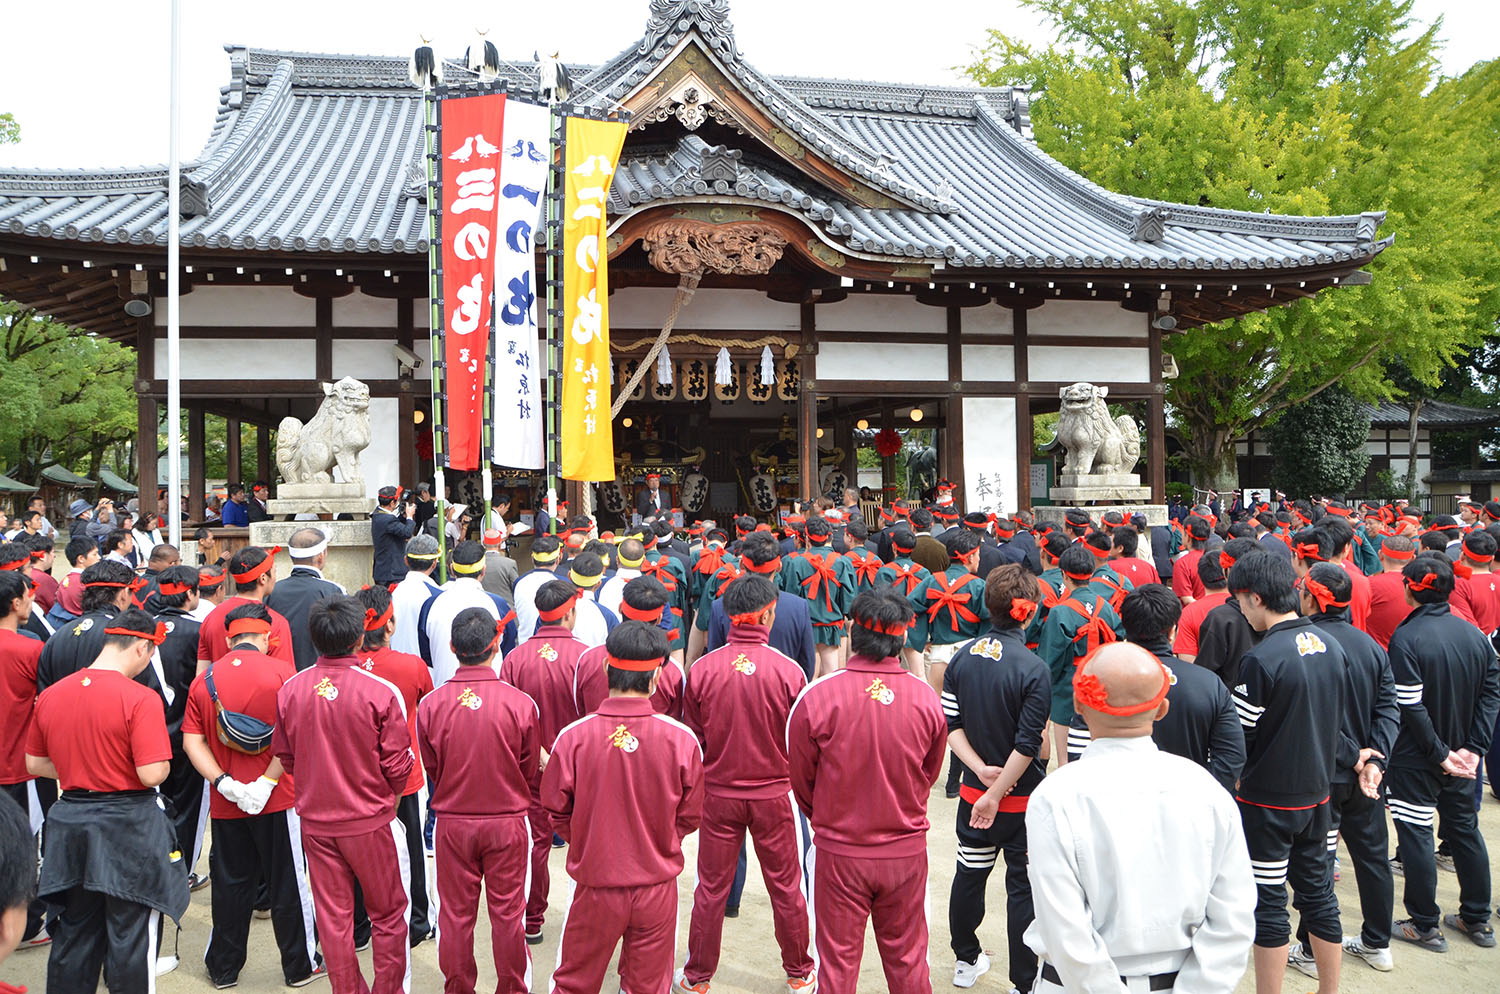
[189,872,211,892]
[945,785,961,799]
[1443,914,1496,948]
[1393,919,1448,952]
[724,905,739,919]
[525,928,544,945]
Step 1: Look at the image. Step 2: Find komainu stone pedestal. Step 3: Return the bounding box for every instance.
[1036,503,1170,527]
[248,518,375,593]
[266,483,375,518]
[1049,473,1154,504]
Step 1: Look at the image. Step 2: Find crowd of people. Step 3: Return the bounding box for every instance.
[0,483,1497,994]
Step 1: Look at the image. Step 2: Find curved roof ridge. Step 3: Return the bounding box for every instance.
[181,58,297,216]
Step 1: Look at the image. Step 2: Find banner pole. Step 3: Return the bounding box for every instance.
[426,87,448,581]
[544,105,564,535]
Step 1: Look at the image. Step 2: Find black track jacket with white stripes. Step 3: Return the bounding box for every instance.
[941,626,1049,797]
[1387,602,1500,772]
[1232,616,1345,809]
[1308,611,1399,783]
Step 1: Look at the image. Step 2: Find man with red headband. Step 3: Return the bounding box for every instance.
[782,517,854,677]
[788,588,946,994]
[702,533,816,680]
[1385,554,1500,953]
[1226,551,1346,994]
[273,596,414,994]
[574,575,684,719]
[371,485,417,588]
[1285,564,1398,977]
[1172,516,1213,605]
[1176,538,1256,660]
[197,545,295,669]
[874,526,932,675]
[419,607,540,994]
[1022,642,1254,994]
[1451,529,1500,639]
[181,601,320,988]
[354,584,435,946]
[1039,543,1124,766]
[190,565,228,622]
[0,570,49,950]
[498,579,589,944]
[36,560,152,692]
[1366,535,1418,649]
[1317,517,1372,631]
[543,620,704,994]
[943,565,1049,992]
[26,608,189,992]
[636,471,667,520]
[675,574,814,994]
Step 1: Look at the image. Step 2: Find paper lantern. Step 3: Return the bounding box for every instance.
[714,361,741,402]
[682,359,709,401]
[776,358,800,401]
[681,472,709,512]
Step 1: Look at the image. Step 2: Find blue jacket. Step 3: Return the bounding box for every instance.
[706,591,816,679]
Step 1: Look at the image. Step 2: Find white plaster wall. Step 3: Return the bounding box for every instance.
[156,286,315,326]
[154,338,315,379]
[963,397,1018,516]
[331,340,399,381]
[814,293,946,334]
[609,287,800,330]
[817,341,948,381]
[1029,299,1145,339]
[334,290,397,327]
[362,398,400,499]
[1029,346,1151,383]
[963,303,1015,336]
[962,345,1015,382]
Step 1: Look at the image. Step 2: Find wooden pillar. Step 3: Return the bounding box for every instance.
[1014,307,1032,509]
[256,426,270,486]
[188,403,206,522]
[945,307,966,497]
[881,402,896,497]
[397,298,416,487]
[225,418,241,487]
[1148,321,1166,503]
[798,303,818,499]
[315,297,333,382]
[135,317,159,520]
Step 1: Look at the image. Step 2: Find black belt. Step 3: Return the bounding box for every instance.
[60,788,154,801]
[1042,963,1178,990]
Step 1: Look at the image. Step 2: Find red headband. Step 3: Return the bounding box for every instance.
[0,559,26,571]
[606,653,663,673]
[538,593,580,623]
[364,603,394,632]
[1305,578,1350,613]
[231,547,281,584]
[1462,540,1494,563]
[29,549,45,560]
[1382,544,1414,561]
[891,539,915,554]
[1406,571,1441,592]
[1219,551,1236,571]
[227,617,273,638]
[157,580,193,596]
[197,572,225,589]
[1062,569,1095,582]
[1008,600,1036,625]
[743,557,782,575]
[1073,659,1171,717]
[83,576,147,591]
[729,600,777,627]
[104,621,168,645]
[620,602,664,625]
[1425,522,1460,533]
[856,617,909,638]
[1295,543,1324,562]
[1324,505,1352,518]
[1086,544,1110,560]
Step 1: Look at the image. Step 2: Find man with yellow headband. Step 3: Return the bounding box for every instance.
[512,534,564,642]
[419,541,518,688]
[1022,642,1254,994]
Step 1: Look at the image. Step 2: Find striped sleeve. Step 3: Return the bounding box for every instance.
[1393,682,1425,707]
[1232,689,1265,729]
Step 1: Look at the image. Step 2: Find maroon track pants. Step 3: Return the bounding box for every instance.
[526,800,552,933]
[302,821,411,994]
[813,850,930,994]
[550,879,676,994]
[684,792,813,984]
[434,813,530,994]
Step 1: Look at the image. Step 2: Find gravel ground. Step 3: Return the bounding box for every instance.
[4,779,1498,992]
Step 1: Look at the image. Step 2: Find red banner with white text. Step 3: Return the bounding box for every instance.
[439,93,506,470]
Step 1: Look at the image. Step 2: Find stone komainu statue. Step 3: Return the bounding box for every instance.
[1055,382,1142,476]
[276,376,372,485]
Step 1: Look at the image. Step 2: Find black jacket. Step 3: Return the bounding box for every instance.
[1195,597,1261,689]
[1149,526,1174,581]
[37,606,170,704]
[371,509,416,586]
[153,607,202,744]
[1005,531,1043,575]
[1387,602,1500,771]
[264,567,343,671]
[40,792,190,923]
[636,487,668,519]
[942,627,1049,796]
[1141,639,1245,792]
[1309,612,1399,782]
[1233,616,1346,808]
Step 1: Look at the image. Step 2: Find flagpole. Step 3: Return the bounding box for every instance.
[165,0,183,550]
[425,87,448,581]
[544,104,563,536]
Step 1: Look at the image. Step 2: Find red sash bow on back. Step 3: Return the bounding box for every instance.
[925,571,981,628]
[800,552,841,613]
[886,561,925,596]
[640,557,678,593]
[846,549,882,588]
[1057,596,1117,662]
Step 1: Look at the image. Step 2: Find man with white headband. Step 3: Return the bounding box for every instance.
[265,527,344,672]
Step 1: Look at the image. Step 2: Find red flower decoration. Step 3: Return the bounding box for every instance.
[1073,671,1111,712]
[874,428,903,458]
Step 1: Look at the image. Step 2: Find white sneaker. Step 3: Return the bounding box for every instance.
[1287,942,1318,980]
[1343,936,1394,971]
[953,952,990,988]
[155,954,180,977]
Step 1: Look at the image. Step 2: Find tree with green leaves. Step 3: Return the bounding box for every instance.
[0,302,137,484]
[966,0,1500,490]
[0,112,17,145]
[1265,387,1371,496]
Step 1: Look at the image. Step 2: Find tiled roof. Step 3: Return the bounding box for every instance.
[1362,400,1500,429]
[0,0,1390,275]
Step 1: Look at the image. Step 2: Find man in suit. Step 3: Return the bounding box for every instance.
[264,527,343,671]
[247,481,271,523]
[636,472,667,520]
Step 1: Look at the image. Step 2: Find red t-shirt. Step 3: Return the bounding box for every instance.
[357,647,434,795]
[1112,557,1161,588]
[0,630,43,784]
[30,571,59,614]
[197,597,296,666]
[1172,550,1206,602]
[26,669,172,792]
[1365,571,1412,650]
[1174,589,1231,656]
[1339,559,1372,632]
[182,646,298,820]
[58,569,84,616]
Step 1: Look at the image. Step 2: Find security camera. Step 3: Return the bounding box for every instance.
[392,343,422,376]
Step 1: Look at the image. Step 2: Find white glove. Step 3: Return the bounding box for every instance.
[237,775,278,816]
[216,776,248,805]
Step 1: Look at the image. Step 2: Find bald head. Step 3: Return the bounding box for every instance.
[1076,643,1170,737]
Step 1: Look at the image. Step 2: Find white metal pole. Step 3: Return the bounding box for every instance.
[165,0,183,549]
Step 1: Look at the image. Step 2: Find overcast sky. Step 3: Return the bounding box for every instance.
[0,0,1492,169]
